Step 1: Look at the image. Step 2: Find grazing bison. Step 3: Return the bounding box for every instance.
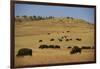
[16,48,32,56]
[81,46,91,49]
[39,44,60,49]
[70,39,72,40]
[62,32,64,33]
[64,36,67,38]
[50,38,54,41]
[67,46,72,49]
[66,39,69,41]
[55,45,60,48]
[48,33,50,35]
[76,38,82,41]
[70,46,82,54]
[61,36,64,39]
[39,45,48,49]
[58,39,62,42]
[66,31,70,32]
[39,40,43,42]
[49,45,55,48]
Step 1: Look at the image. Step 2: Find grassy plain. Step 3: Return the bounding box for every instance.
[15,18,95,67]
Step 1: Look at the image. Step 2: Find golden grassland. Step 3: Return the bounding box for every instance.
[15,18,95,67]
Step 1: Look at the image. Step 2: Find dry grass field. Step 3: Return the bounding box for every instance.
[15,18,95,67]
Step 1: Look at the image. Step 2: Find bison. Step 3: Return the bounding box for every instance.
[58,39,62,42]
[76,38,82,41]
[50,38,54,41]
[16,48,32,56]
[70,39,72,40]
[39,45,48,49]
[70,46,82,54]
[55,45,60,48]
[81,46,91,49]
[48,33,50,35]
[67,46,72,49]
[49,45,55,48]
[39,40,43,42]
[66,39,69,41]
[66,31,70,32]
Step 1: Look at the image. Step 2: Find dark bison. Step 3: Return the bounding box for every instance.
[70,46,82,54]
[49,45,55,48]
[39,40,43,42]
[39,45,48,49]
[61,36,64,39]
[66,39,69,41]
[58,39,62,42]
[70,39,72,40]
[62,32,64,33]
[55,45,60,48]
[67,46,72,49]
[81,46,91,49]
[48,33,50,35]
[66,31,70,32]
[64,36,67,38]
[16,48,32,56]
[50,38,54,41]
[76,38,82,41]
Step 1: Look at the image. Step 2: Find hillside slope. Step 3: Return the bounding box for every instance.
[15,18,95,67]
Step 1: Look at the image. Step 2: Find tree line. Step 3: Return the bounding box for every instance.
[15,15,55,22]
[15,15,75,22]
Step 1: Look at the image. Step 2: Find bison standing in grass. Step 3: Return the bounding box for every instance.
[49,45,55,48]
[39,45,48,49]
[67,46,72,49]
[55,45,60,49]
[81,46,91,49]
[39,44,60,49]
[50,38,55,41]
[70,46,82,54]
[76,38,82,41]
[16,48,32,57]
[39,40,43,42]
[58,39,62,42]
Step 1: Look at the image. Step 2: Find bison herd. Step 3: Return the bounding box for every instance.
[39,45,60,49]
[39,37,82,43]
[16,45,94,56]
[16,31,93,57]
